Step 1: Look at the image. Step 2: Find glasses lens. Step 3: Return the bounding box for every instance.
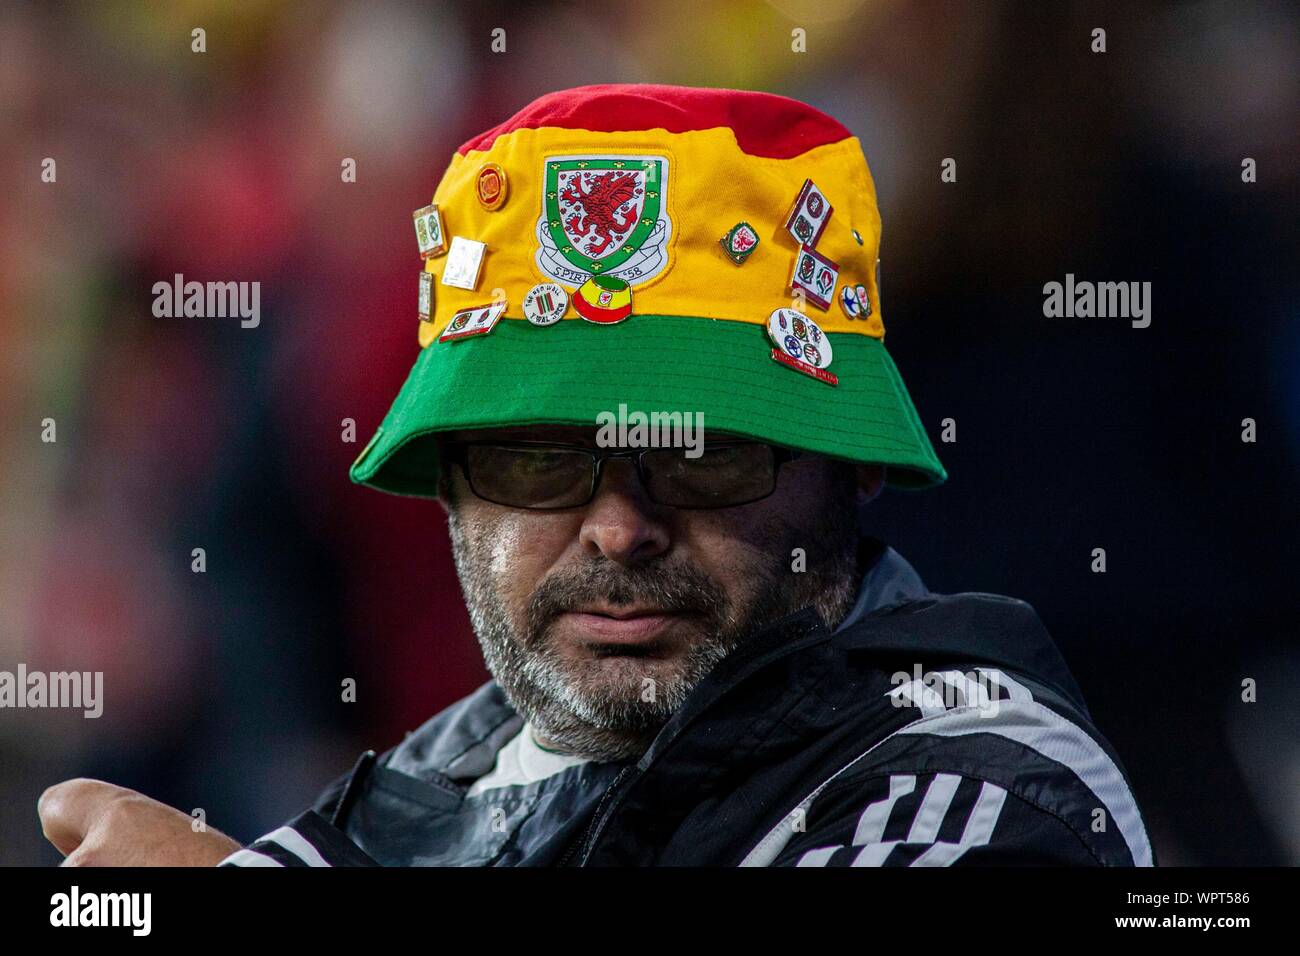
[465,445,594,508]
[642,443,778,508]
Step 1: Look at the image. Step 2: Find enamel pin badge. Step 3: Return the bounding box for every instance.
[413,204,447,258]
[784,179,832,248]
[441,236,487,290]
[440,301,507,342]
[720,221,759,264]
[476,163,508,211]
[573,275,632,324]
[767,308,837,386]
[522,283,568,326]
[418,271,434,322]
[789,245,839,311]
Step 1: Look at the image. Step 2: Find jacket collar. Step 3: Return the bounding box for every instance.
[836,539,930,631]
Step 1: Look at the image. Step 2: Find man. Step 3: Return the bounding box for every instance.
[39,85,1153,867]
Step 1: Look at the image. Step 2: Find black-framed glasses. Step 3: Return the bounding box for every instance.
[443,440,803,510]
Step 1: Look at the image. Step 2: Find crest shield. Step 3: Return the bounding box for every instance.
[535,154,672,287]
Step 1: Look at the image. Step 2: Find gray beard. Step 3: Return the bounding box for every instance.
[446,494,860,762]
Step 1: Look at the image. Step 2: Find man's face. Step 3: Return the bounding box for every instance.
[442,425,875,761]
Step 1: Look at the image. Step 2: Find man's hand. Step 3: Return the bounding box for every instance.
[38,778,242,867]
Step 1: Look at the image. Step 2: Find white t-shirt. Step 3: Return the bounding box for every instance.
[465,723,589,796]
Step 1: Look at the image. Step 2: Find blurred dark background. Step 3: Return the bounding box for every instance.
[1,0,1296,865]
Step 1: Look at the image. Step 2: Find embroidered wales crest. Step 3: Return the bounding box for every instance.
[535,154,672,287]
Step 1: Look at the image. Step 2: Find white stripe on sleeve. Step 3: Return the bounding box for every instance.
[905,773,962,844]
[909,782,1008,867]
[898,701,1152,866]
[259,825,334,868]
[219,848,286,867]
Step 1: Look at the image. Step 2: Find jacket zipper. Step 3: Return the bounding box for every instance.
[557,763,637,867]
[560,611,831,866]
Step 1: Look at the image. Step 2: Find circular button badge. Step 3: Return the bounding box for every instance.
[768,308,833,369]
[840,283,870,319]
[476,163,508,211]
[840,284,861,318]
[522,283,569,326]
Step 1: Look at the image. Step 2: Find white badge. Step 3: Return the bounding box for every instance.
[522,283,568,326]
[441,236,487,290]
[767,308,833,369]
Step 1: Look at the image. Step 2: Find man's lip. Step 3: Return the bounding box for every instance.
[558,609,688,645]
[570,605,677,620]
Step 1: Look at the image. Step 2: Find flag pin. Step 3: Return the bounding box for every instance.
[440,301,507,342]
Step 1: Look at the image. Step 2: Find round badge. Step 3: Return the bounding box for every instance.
[855,284,872,317]
[840,285,861,317]
[522,283,568,326]
[476,163,508,211]
[768,308,833,369]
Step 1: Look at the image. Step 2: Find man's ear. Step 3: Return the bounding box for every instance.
[855,464,886,507]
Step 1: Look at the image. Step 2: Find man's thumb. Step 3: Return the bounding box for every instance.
[38,778,130,857]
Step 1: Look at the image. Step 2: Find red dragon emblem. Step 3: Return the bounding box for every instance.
[560,171,642,258]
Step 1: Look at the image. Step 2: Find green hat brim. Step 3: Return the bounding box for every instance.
[350,315,946,497]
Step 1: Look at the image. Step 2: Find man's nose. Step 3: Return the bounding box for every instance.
[577,459,671,566]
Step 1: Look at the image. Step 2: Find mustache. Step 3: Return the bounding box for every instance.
[524,560,728,643]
